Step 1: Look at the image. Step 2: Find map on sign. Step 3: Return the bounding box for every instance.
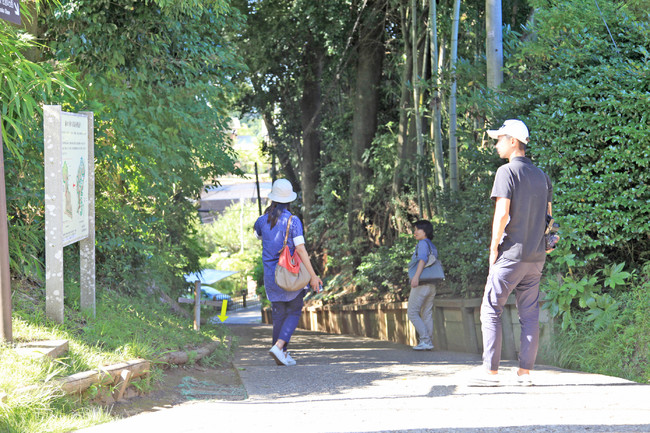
[0,0,20,25]
[61,112,89,246]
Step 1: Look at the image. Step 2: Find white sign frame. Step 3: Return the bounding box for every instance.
[44,106,96,323]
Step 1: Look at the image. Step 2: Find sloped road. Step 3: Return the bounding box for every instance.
[78,307,650,433]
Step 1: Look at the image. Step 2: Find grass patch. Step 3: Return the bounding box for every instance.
[0,279,232,432]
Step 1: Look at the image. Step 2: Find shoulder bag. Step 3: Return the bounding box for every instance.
[408,240,445,283]
[275,216,311,291]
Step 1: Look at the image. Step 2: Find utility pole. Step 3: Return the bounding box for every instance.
[486,0,504,89]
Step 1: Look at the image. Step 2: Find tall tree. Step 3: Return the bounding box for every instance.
[300,31,325,227]
[348,0,387,244]
[429,0,446,198]
[448,0,461,193]
[411,0,425,218]
[234,0,303,189]
[392,3,413,206]
[232,0,339,224]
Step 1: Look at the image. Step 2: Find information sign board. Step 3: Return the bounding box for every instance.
[0,0,20,25]
[60,112,89,246]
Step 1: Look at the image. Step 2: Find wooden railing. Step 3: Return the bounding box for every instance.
[262,294,555,363]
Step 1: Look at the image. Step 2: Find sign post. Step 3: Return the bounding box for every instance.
[0,125,12,342]
[0,0,21,348]
[79,112,95,316]
[0,0,20,25]
[44,106,95,323]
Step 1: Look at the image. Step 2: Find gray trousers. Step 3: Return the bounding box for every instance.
[407,284,437,345]
[480,257,544,371]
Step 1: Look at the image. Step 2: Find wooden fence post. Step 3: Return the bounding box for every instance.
[193,280,201,331]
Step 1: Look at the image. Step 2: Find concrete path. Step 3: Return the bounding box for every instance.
[77,306,650,433]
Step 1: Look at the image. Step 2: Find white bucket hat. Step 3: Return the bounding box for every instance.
[487,119,530,144]
[267,179,297,203]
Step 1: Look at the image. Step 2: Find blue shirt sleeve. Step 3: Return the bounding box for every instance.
[416,240,429,262]
[289,216,304,242]
[414,239,438,263]
[254,216,263,237]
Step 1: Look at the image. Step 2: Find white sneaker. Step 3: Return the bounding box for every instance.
[466,367,500,387]
[412,342,434,351]
[284,352,297,366]
[269,345,289,366]
[516,373,533,386]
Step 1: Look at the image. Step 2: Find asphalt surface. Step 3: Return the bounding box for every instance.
[77,305,650,433]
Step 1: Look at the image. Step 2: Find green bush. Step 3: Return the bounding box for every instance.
[431,184,494,297]
[351,234,413,300]
[0,20,78,282]
[544,261,650,383]
[542,254,630,330]
[504,0,650,268]
[42,0,244,296]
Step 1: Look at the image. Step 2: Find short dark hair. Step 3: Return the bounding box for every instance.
[413,219,434,240]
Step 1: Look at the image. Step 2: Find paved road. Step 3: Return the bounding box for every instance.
[78,306,650,433]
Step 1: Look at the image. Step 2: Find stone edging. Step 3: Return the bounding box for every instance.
[6,338,228,404]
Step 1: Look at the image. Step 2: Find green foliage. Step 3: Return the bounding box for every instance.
[42,0,246,293]
[542,257,630,331]
[351,234,413,300]
[543,261,650,383]
[431,184,494,297]
[0,20,79,281]
[504,0,650,267]
[0,21,79,158]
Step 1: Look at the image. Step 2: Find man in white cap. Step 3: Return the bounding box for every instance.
[470,119,553,386]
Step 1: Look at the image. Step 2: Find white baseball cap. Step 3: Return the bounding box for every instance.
[487,119,530,144]
[267,179,297,203]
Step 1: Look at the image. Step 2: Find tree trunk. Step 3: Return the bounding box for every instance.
[348,0,386,246]
[22,0,43,62]
[262,112,301,193]
[420,26,433,219]
[429,0,446,199]
[411,0,425,219]
[300,32,324,228]
[449,0,461,193]
[392,4,413,201]
[486,0,504,89]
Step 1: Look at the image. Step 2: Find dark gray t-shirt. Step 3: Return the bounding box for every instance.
[491,156,553,263]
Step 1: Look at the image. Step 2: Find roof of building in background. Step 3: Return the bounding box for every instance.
[184,269,238,285]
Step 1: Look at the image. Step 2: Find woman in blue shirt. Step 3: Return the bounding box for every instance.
[407,220,438,351]
[254,179,323,366]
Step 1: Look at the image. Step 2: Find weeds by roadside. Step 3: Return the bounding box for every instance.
[0,279,233,433]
